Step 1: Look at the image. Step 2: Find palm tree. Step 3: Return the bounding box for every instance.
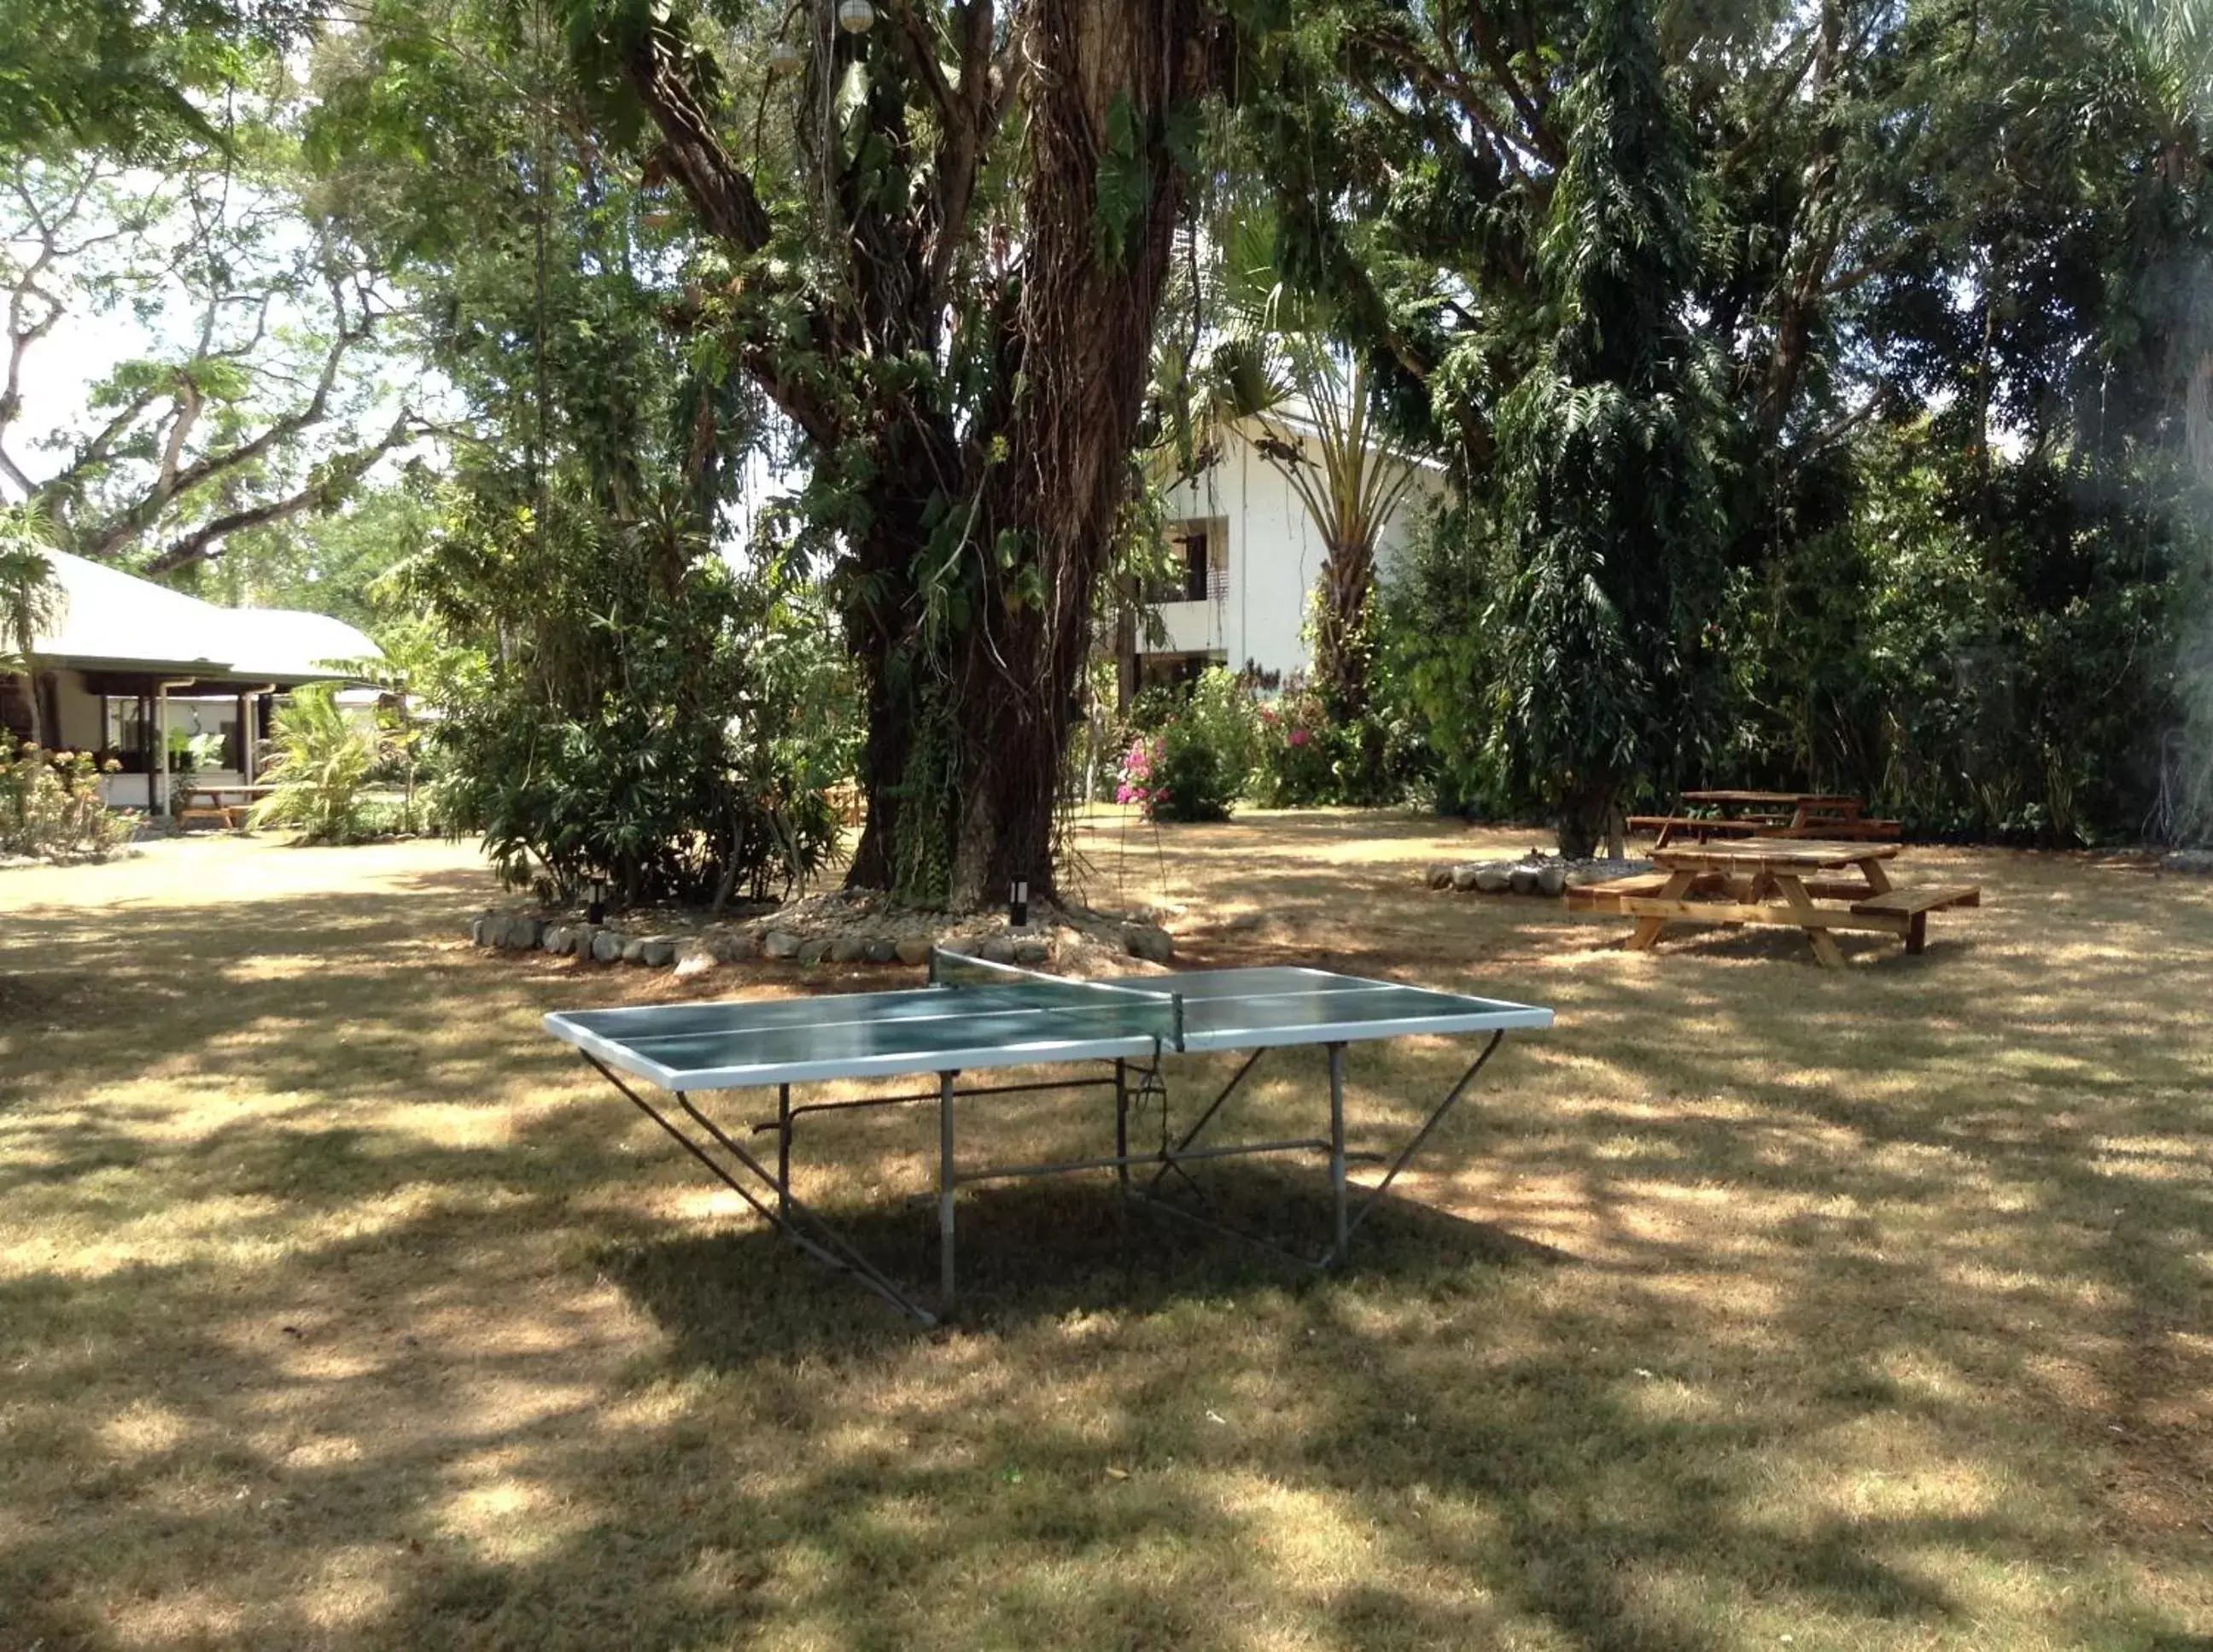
[0,505,68,749]
[1167,217,1425,717]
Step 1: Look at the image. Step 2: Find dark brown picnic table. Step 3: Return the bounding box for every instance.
[1568,838,1980,967]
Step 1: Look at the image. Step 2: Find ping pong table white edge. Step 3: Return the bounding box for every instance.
[540,972,1554,1093]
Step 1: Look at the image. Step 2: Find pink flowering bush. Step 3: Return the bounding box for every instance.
[1116,734,1167,817]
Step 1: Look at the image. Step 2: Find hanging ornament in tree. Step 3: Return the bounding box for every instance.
[767,38,803,73]
[836,0,874,32]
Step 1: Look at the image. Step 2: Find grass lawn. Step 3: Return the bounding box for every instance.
[3,817,2210,1650]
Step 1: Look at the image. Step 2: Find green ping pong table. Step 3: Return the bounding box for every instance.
[544,949,1553,1323]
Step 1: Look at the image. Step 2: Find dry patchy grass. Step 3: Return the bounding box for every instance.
[1,820,2210,1650]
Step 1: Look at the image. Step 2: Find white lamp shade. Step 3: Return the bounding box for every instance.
[836,0,874,32]
[767,38,803,73]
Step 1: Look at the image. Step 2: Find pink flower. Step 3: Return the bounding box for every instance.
[1288,727,1311,747]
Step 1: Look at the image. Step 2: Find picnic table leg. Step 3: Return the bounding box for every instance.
[1857,855,1895,895]
[1626,869,1697,951]
[1777,874,1847,968]
[1906,912,1928,955]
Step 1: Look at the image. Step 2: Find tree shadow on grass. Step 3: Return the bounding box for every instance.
[601,1165,1573,1362]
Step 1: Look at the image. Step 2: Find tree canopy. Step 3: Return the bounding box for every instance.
[5,0,2210,872]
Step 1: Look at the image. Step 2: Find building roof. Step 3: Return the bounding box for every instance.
[28,549,381,685]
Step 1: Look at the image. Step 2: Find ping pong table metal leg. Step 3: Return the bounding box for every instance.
[1142,1047,1265,1194]
[581,1054,938,1325]
[1323,1029,1506,1264]
[1328,1042,1349,1260]
[776,1083,791,1217]
[1113,1059,1130,1196]
[938,1070,958,1305]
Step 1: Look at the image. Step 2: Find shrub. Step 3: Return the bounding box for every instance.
[415,483,859,908]
[1152,719,1239,821]
[1113,670,1264,823]
[1180,668,1265,798]
[1115,733,1165,815]
[1255,679,1425,808]
[0,735,131,860]
[248,683,382,844]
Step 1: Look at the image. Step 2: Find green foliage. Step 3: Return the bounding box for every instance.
[247,683,382,844]
[3,111,415,576]
[1149,721,1239,822]
[1723,429,2201,844]
[415,476,856,908]
[0,734,129,860]
[1254,678,1423,808]
[1486,0,1727,855]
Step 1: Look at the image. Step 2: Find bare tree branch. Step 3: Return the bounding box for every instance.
[143,406,418,576]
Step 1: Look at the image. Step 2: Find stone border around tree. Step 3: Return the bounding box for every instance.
[467,903,1173,978]
[1422,853,1662,897]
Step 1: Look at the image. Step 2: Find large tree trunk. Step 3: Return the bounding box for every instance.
[617,0,1220,909]
[943,0,1206,907]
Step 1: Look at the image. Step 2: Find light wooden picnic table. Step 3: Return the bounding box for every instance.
[177,782,279,830]
[1568,838,1980,967]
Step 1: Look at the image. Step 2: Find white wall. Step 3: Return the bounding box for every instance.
[1148,421,1445,684]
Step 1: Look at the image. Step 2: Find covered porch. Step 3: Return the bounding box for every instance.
[4,550,381,817]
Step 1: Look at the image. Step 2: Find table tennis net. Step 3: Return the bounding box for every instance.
[928,946,1185,1050]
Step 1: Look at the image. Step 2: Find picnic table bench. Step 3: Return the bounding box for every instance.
[1627,790,1901,849]
[1568,838,1979,967]
[176,783,277,830]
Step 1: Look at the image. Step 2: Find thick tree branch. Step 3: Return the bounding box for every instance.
[74,277,377,562]
[621,23,772,251]
[143,407,417,576]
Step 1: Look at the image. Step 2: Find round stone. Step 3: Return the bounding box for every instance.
[797,938,832,966]
[762,930,803,959]
[1535,864,1568,897]
[1474,867,1512,894]
[865,938,898,964]
[1450,864,1483,891]
[1123,924,1173,964]
[979,935,1017,963]
[1508,866,1540,896]
[895,937,933,966]
[639,938,676,967]
[1427,863,1455,890]
[591,930,625,964]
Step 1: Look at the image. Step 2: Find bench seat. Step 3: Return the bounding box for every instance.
[1848,883,1981,954]
[1566,873,1673,914]
[1848,884,1981,916]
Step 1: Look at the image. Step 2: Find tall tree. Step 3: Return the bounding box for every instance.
[1487,0,1726,855]
[374,0,1250,908]
[0,122,420,575]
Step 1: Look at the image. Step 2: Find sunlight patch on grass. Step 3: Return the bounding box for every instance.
[3,830,2210,1648]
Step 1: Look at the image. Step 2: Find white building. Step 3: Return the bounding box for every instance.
[3,549,380,812]
[1135,412,1447,692]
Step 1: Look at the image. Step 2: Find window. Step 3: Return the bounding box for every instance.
[1177,528,1210,601]
[0,676,29,740]
[1152,519,1225,603]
